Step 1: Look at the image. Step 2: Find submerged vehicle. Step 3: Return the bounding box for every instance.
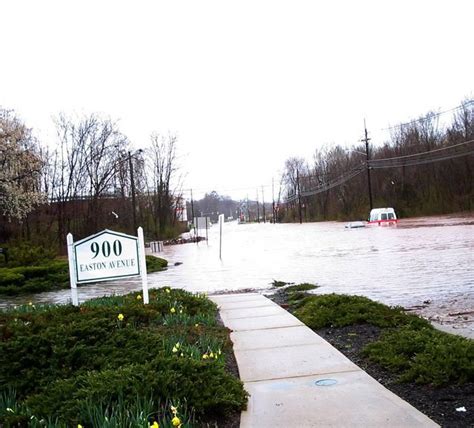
[345,221,366,229]
[367,207,398,226]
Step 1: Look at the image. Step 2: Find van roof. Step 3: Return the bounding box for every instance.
[370,207,396,213]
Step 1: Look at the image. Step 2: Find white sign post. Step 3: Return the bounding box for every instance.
[219,214,224,260]
[67,228,149,305]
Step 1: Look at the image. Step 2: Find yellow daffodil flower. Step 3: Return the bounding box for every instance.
[179,309,183,314]
[78,424,84,428]
[165,288,171,293]
[180,352,184,357]
[28,302,33,306]
[150,421,159,428]
[202,354,209,359]
[209,352,214,358]
[172,346,178,353]
[136,294,142,300]
[218,348,222,355]
[117,313,124,321]
[170,405,177,413]
[6,408,14,413]
[171,416,181,427]
[175,342,180,348]
[194,323,199,327]
[170,307,176,313]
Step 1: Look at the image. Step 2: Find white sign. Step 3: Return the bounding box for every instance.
[74,230,139,283]
[67,228,149,306]
[194,216,210,229]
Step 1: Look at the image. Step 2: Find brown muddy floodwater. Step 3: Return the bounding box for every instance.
[2,214,473,337]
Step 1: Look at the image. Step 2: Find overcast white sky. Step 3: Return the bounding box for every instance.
[1,1,473,200]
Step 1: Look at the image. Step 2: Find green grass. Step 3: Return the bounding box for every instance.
[291,293,474,386]
[0,288,247,426]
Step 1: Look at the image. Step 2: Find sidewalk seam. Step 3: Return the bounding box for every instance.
[243,368,363,384]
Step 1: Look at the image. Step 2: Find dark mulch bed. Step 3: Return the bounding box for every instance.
[269,291,474,428]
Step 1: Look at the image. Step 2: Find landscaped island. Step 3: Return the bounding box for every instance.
[0,288,248,427]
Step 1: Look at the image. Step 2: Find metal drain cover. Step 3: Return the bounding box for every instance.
[315,378,338,386]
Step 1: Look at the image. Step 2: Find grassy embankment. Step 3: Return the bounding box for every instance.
[274,284,473,387]
[0,288,248,427]
[0,254,167,296]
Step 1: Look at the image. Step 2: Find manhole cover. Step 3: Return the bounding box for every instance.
[315,378,338,386]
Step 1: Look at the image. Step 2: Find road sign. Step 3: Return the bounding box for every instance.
[67,228,148,306]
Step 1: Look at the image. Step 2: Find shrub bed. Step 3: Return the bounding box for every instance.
[0,288,247,427]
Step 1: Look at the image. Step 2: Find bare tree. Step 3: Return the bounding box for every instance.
[145,132,182,238]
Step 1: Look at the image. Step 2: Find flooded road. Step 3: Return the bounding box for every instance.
[2,214,473,336]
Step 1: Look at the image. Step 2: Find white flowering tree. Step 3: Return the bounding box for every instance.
[0,108,44,221]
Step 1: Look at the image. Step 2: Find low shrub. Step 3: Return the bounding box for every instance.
[285,283,318,293]
[3,242,57,267]
[271,280,291,288]
[0,288,247,426]
[0,256,168,295]
[363,325,474,386]
[293,293,430,329]
[0,261,69,295]
[146,255,168,273]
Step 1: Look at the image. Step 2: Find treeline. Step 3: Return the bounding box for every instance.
[188,191,240,223]
[0,109,185,253]
[280,100,473,221]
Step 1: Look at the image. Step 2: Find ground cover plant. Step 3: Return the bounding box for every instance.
[0,254,167,295]
[0,288,248,427]
[270,286,474,427]
[145,255,168,273]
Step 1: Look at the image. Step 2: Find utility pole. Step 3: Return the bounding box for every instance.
[190,189,195,224]
[262,186,266,223]
[272,177,276,224]
[296,169,303,224]
[362,120,374,211]
[256,190,260,223]
[128,151,137,232]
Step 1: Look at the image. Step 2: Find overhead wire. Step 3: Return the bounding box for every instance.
[381,100,473,132]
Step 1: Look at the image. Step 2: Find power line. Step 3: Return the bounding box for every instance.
[381,100,473,132]
[284,164,365,202]
[369,149,474,169]
[368,139,474,169]
[369,139,474,163]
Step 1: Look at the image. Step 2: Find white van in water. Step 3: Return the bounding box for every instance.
[368,208,398,226]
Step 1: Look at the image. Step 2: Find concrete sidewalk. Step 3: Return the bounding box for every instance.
[210,293,439,428]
